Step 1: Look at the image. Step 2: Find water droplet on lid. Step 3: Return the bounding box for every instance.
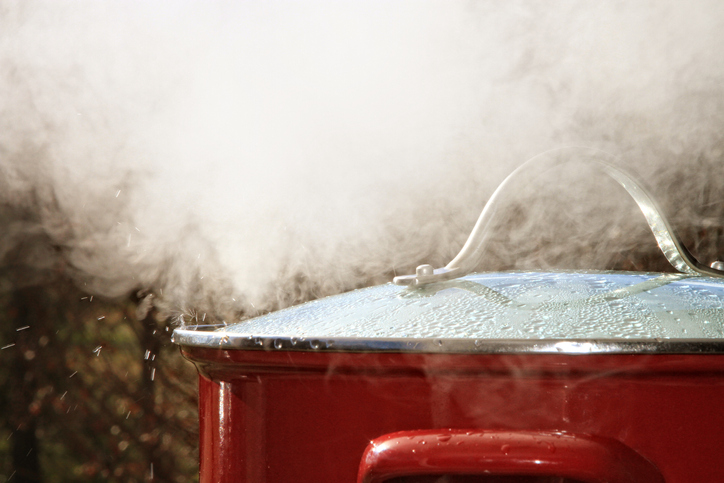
[310,340,321,350]
[273,339,283,349]
[438,435,452,442]
[501,444,511,454]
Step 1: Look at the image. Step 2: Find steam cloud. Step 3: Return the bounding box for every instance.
[1,1,723,322]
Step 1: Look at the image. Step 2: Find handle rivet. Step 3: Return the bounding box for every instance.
[416,264,434,277]
[711,261,724,271]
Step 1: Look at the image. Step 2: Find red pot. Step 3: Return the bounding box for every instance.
[174,153,724,482]
[175,270,724,483]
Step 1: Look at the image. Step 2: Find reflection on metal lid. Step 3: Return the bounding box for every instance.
[217,271,724,340]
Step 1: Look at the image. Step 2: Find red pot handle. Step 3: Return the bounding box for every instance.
[357,430,664,483]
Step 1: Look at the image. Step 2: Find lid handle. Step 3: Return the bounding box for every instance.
[394,149,724,286]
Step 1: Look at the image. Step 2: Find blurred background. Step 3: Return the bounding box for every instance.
[1,1,723,481]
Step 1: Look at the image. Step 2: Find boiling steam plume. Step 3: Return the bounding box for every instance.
[1,1,723,322]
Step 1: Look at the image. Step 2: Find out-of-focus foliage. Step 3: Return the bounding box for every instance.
[0,203,198,482]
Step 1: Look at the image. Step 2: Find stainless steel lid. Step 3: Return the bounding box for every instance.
[173,151,724,354]
[172,270,724,354]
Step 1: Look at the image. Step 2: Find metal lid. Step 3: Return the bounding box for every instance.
[172,270,724,354]
[174,150,724,355]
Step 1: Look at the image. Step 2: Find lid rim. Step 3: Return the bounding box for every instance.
[172,329,724,354]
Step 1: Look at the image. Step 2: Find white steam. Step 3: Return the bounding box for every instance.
[1,1,723,320]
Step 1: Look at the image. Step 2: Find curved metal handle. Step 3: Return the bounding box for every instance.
[358,429,664,483]
[394,150,724,286]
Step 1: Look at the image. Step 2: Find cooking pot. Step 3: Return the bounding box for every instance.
[174,151,724,482]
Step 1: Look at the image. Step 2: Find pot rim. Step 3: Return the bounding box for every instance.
[171,329,724,354]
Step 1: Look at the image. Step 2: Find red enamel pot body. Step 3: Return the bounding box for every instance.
[174,271,724,482]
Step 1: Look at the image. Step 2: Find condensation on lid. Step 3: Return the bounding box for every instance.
[220,271,724,340]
